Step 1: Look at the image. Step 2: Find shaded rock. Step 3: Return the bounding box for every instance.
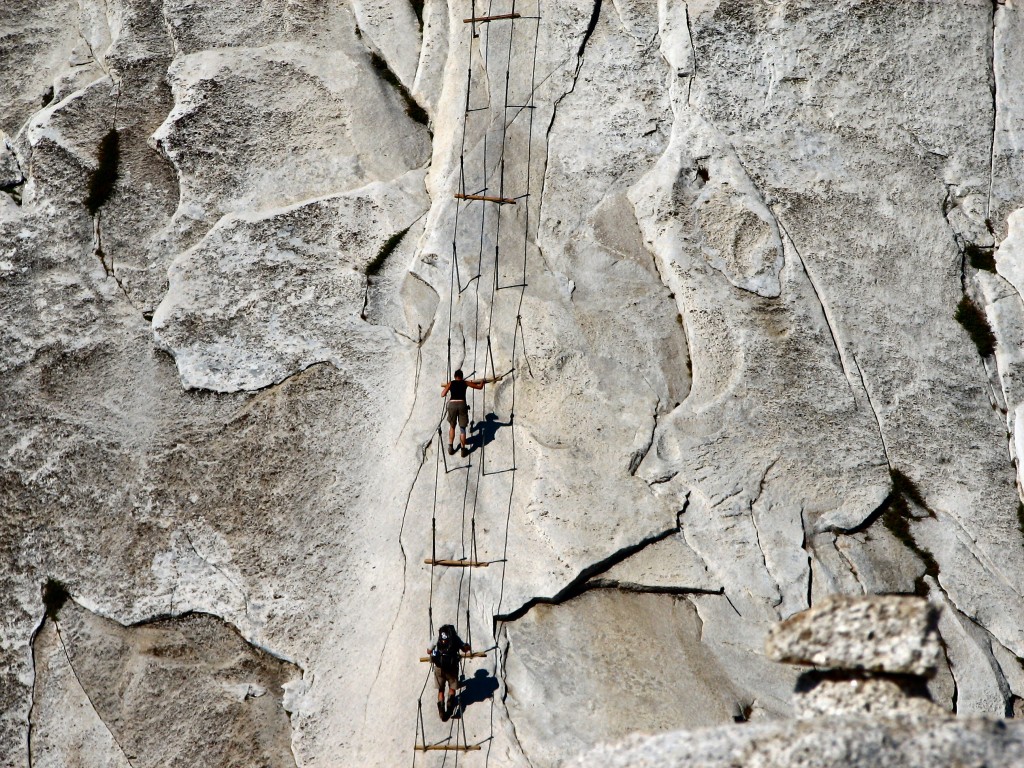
[570,715,1024,768]
[504,590,749,767]
[833,526,927,595]
[0,131,23,190]
[793,671,943,719]
[32,598,300,768]
[765,595,941,675]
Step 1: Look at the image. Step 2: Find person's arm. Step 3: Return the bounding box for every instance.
[467,376,498,390]
[440,382,450,397]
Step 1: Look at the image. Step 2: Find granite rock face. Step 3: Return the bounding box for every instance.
[570,716,1024,768]
[30,596,300,768]
[4,1,1024,767]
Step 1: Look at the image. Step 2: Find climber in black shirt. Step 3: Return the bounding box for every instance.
[428,624,471,721]
[441,369,499,457]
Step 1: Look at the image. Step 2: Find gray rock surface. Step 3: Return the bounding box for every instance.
[4,1,1024,766]
[31,596,299,768]
[570,715,1024,768]
[765,596,941,676]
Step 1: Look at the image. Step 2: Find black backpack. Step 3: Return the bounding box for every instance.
[433,624,462,670]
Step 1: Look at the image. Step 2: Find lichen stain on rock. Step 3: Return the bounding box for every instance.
[30,597,300,768]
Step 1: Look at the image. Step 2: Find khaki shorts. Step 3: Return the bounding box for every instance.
[434,664,459,692]
[447,401,469,428]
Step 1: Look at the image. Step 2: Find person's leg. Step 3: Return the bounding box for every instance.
[458,406,470,455]
[445,671,459,713]
[446,404,457,453]
[434,667,448,719]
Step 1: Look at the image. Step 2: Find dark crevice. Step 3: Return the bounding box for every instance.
[494,525,679,622]
[577,0,603,58]
[85,128,119,215]
[366,225,411,278]
[833,469,939,594]
[801,507,813,607]
[583,580,722,597]
[42,579,70,621]
[956,295,997,358]
[966,242,997,273]
[368,51,429,128]
[684,4,697,104]
[410,0,424,32]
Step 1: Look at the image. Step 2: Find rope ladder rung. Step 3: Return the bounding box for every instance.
[454,193,517,205]
[423,558,497,568]
[418,650,490,662]
[414,744,483,752]
[463,13,521,23]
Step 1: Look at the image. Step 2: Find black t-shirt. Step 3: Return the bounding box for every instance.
[432,633,469,672]
[448,379,468,401]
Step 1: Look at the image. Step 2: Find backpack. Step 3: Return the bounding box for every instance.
[433,624,462,670]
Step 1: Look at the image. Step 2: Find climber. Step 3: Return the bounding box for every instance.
[428,624,471,721]
[441,369,501,457]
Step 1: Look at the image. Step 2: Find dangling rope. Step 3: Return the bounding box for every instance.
[415,0,541,760]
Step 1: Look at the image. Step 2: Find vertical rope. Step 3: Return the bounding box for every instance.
[417,1,541,759]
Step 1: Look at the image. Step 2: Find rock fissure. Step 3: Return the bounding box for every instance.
[499,634,537,768]
[832,536,866,592]
[988,1,1000,220]
[800,508,815,605]
[684,3,696,105]
[182,530,250,617]
[628,400,659,476]
[577,0,603,59]
[51,619,138,767]
[849,350,892,470]
[747,497,778,608]
[494,526,680,622]
[777,217,856,395]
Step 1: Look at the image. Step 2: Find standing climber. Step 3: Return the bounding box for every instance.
[428,624,471,721]
[441,369,501,457]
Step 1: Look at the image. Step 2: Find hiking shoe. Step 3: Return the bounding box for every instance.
[438,700,449,722]
[446,696,459,718]
[448,445,456,455]
[460,447,470,458]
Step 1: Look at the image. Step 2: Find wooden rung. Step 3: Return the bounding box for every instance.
[419,651,489,662]
[415,744,482,752]
[454,193,517,205]
[464,13,521,23]
[424,558,490,567]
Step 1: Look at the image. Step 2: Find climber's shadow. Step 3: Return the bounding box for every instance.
[471,412,511,451]
[458,668,500,709]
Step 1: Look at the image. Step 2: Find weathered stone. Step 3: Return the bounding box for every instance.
[793,672,943,720]
[570,716,1024,768]
[5,1,1024,766]
[504,591,751,768]
[765,596,941,675]
[0,131,22,190]
[32,598,299,768]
